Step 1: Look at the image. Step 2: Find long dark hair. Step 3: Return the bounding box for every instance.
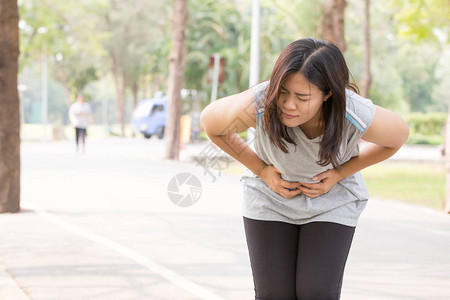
[261,38,358,168]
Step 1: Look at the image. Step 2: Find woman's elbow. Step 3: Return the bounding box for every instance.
[397,119,410,147]
[200,105,214,136]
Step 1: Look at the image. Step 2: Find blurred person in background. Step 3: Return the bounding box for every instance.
[68,94,93,154]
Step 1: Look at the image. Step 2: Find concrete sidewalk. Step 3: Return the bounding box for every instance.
[2,198,449,300]
[0,263,29,300]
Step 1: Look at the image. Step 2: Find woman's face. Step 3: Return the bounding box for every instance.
[276,72,329,128]
[76,95,85,103]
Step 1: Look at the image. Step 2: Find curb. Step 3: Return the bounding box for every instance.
[0,263,29,300]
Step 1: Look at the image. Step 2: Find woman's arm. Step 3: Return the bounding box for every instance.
[200,88,301,198]
[299,105,410,198]
[68,106,78,127]
[200,88,261,172]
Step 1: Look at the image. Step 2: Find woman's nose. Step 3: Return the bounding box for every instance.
[283,96,296,110]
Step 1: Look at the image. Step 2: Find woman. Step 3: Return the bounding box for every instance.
[68,94,93,154]
[200,38,409,299]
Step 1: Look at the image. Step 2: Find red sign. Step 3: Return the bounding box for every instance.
[207,56,226,84]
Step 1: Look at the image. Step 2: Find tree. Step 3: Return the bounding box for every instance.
[319,0,347,52]
[446,106,450,213]
[0,0,21,213]
[360,0,372,98]
[101,0,169,136]
[184,0,250,99]
[19,0,105,106]
[165,0,187,160]
[390,0,449,43]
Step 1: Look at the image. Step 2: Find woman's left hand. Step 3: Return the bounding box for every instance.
[298,169,343,198]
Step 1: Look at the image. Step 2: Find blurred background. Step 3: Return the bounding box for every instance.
[0,0,449,299]
[18,0,449,141]
[16,0,450,210]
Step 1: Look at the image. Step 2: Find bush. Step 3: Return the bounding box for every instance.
[405,112,447,145]
[406,112,447,136]
[406,134,443,145]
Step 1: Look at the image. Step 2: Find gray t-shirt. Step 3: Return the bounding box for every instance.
[240,81,376,227]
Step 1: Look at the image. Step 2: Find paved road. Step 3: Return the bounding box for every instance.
[0,138,449,300]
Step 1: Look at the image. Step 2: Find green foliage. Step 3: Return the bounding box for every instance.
[389,0,450,43]
[21,64,70,124]
[69,67,99,95]
[19,0,107,98]
[395,44,442,112]
[406,134,443,145]
[17,0,450,128]
[405,112,446,145]
[185,0,323,100]
[101,0,171,95]
[406,112,446,136]
[346,0,448,113]
[185,0,247,94]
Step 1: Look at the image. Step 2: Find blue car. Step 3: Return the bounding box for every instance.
[131,96,167,139]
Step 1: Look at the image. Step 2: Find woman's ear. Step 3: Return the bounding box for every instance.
[323,91,332,102]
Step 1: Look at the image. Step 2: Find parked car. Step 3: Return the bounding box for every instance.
[131,96,167,139]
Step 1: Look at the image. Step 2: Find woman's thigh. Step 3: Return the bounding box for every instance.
[243,217,299,300]
[296,222,355,300]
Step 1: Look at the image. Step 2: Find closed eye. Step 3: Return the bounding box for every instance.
[296,96,309,102]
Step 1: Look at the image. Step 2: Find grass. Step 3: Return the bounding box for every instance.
[223,161,446,211]
[361,161,445,210]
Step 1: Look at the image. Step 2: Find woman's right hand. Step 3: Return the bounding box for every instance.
[259,165,302,198]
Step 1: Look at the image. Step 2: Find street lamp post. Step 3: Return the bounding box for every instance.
[249,0,260,88]
[247,0,260,149]
[41,44,48,141]
[38,27,48,142]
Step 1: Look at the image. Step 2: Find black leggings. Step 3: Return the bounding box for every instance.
[75,127,87,147]
[243,217,355,300]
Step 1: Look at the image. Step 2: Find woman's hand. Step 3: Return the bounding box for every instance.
[298,169,343,198]
[259,165,302,198]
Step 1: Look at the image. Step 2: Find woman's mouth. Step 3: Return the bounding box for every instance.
[282,112,298,119]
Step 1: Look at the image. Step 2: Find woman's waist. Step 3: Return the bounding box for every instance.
[241,169,366,195]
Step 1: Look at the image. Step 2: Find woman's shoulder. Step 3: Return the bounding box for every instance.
[252,81,270,116]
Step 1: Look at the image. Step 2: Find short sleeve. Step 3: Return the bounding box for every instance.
[344,89,376,141]
[252,81,269,118]
[68,103,76,115]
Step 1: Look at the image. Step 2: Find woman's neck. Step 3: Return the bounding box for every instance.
[299,110,324,140]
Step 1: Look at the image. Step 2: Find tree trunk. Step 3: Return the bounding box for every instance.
[165,0,187,160]
[112,56,126,137]
[0,0,21,213]
[319,0,347,53]
[361,0,372,98]
[445,106,450,213]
